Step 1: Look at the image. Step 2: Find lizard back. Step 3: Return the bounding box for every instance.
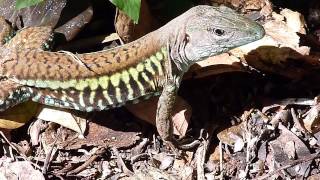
[1,31,169,111]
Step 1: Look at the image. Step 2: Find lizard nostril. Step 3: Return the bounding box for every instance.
[255,23,265,39]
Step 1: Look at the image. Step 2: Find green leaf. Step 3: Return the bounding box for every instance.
[15,0,44,10]
[110,0,141,24]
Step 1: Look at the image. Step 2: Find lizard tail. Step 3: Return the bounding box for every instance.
[0,79,33,111]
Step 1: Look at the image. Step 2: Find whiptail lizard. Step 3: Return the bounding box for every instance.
[0,5,264,148]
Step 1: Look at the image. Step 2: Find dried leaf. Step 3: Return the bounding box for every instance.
[234,137,245,152]
[0,101,39,129]
[269,124,311,176]
[232,9,309,57]
[42,111,141,149]
[0,161,45,180]
[126,96,191,136]
[217,121,245,146]
[303,104,320,133]
[185,53,246,79]
[37,107,86,135]
[102,33,121,43]
[280,9,306,34]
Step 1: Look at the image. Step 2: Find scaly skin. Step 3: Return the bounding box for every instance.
[0,5,265,148]
[0,23,53,112]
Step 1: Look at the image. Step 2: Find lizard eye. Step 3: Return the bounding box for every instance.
[214,29,225,36]
[207,27,225,36]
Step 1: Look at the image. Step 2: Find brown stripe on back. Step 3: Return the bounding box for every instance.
[2,30,165,81]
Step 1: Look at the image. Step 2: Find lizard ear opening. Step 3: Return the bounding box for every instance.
[185,34,190,43]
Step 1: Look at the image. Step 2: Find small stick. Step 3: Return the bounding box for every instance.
[42,130,60,174]
[219,141,224,180]
[112,147,134,176]
[67,147,107,175]
[257,152,320,180]
[0,131,41,170]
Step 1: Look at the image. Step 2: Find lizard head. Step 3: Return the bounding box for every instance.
[168,5,265,70]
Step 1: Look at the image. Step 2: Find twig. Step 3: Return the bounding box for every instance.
[291,108,307,133]
[42,130,60,174]
[131,153,149,163]
[196,143,205,180]
[0,131,41,170]
[178,139,201,150]
[219,141,224,180]
[196,128,213,180]
[257,152,320,180]
[132,138,149,155]
[112,147,134,176]
[67,147,107,175]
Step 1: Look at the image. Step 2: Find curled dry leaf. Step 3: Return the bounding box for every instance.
[303,104,320,133]
[0,161,45,180]
[233,8,309,56]
[186,53,246,79]
[42,111,141,150]
[217,121,245,146]
[231,9,320,80]
[269,124,311,176]
[37,107,86,135]
[280,9,306,34]
[102,33,122,43]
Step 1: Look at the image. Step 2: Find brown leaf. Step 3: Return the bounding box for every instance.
[126,96,192,136]
[303,104,320,133]
[185,53,246,79]
[269,124,311,176]
[37,107,87,135]
[42,111,141,150]
[0,101,39,129]
[0,161,45,180]
[217,121,245,146]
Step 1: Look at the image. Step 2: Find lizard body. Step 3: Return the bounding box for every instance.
[0,5,265,147]
[0,5,264,111]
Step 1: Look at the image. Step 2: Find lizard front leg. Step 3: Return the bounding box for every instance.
[156,78,178,145]
[155,45,187,150]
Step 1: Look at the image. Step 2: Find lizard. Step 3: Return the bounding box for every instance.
[0,5,265,148]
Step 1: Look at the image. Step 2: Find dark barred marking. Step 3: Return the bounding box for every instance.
[106,81,117,104]
[118,79,129,103]
[128,76,142,98]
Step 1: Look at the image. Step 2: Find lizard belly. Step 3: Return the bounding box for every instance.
[30,54,167,112]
